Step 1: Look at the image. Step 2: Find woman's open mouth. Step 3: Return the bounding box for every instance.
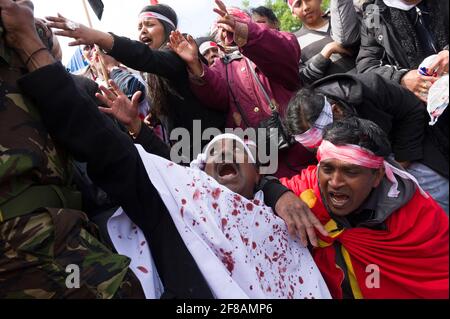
[141,37,153,47]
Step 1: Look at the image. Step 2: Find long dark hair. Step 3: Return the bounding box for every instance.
[139,4,180,120]
[140,4,178,47]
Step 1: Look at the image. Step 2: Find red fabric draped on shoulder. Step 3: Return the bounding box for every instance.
[281,166,449,299]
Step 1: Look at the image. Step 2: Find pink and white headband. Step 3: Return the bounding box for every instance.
[317,140,428,198]
[139,12,176,30]
[294,97,333,148]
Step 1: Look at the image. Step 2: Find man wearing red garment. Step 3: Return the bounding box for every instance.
[281,117,449,299]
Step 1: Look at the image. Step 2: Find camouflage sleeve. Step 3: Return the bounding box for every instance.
[18,63,214,298]
[17,62,163,232]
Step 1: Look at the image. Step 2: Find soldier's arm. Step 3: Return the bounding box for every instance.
[4,1,164,232]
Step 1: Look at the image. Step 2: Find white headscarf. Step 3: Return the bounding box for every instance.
[130,145,331,299]
[383,0,419,11]
[190,133,257,170]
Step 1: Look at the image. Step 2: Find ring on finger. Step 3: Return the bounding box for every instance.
[66,21,80,31]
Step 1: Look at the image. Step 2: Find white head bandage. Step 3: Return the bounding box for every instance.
[190,133,257,170]
[294,97,333,148]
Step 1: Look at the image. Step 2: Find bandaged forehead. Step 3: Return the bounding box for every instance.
[317,140,383,169]
[205,134,256,164]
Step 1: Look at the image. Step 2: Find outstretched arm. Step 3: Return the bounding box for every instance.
[168,30,229,111]
[46,14,187,81]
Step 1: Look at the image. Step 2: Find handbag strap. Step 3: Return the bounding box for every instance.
[225,63,251,128]
[245,58,278,112]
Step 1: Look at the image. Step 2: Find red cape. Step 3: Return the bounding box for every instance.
[281,166,449,299]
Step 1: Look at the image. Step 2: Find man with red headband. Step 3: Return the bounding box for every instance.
[281,117,449,299]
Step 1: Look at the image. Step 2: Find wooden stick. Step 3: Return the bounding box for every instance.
[81,0,110,83]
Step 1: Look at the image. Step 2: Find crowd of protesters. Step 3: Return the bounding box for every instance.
[0,0,448,299]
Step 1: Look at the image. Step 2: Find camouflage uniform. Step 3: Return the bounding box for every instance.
[0,24,144,299]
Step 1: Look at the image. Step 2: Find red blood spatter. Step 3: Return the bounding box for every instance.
[233,195,241,202]
[193,189,201,200]
[249,285,253,290]
[201,217,207,222]
[167,163,174,168]
[180,206,184,217]
[137,266,148,274]
[252,242,257,249]
[212,202,219,210]
[240,235,249,246]
[267,286,272,292]
[140,241,146,246]
[225,233,230,239]
[181,199,187,205]
[232,209,239,216]
[246,203,254,211]
[254,199,260,205]
[175,188,179,192]
[260,271,265,278]
[255,222,259,227]
[212,188,222,200]
[299,276,304,284]
[221,218,228,227]
[269,235,274,242]
[220,250,235,274]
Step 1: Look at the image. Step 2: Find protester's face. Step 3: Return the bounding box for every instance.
[292,0,323,27]
[252,13,278,29]
[318,158,384,216]
[82,45,95,64]
[204,139,259,199]
[203,47,220,66]
[138,17,166,49]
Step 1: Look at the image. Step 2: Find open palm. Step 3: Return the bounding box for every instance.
[168,30,198,65]
[96,80,141,128]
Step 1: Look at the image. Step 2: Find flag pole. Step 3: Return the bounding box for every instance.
[81,0,110,83]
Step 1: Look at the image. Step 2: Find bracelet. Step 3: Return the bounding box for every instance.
[128,120,142,140]
[25,47,49,66]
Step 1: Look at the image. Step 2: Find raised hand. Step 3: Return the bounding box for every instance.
[45,13,113,50]
[168,30,204,76]
[96,80,142,135]
[0,0,38,49]
[168,30,198,65]
[213,0,236,34]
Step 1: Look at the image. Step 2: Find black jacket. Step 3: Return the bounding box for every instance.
[18,62,291,298]
[312,73,448,177]
[108,35,226,154]
[19,63,214,299]
[356,0,449,83]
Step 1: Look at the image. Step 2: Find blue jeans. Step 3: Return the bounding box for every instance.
[408,163,449,215]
